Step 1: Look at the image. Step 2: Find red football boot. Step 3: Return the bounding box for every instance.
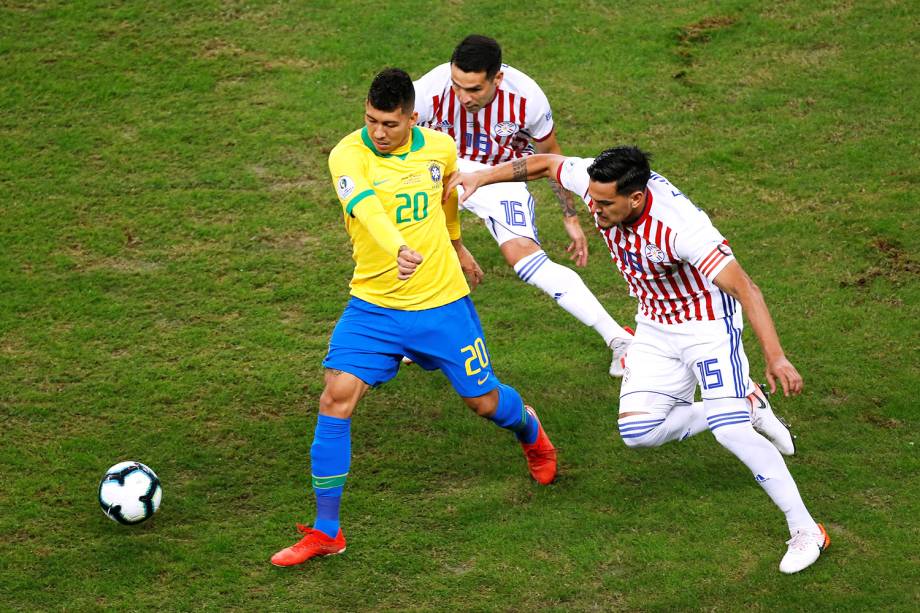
[520,406,557,485]
[270,524,346,567]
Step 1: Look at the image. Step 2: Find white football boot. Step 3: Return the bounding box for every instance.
[780,523,830,574]
[749,384,796,456]
[608,327,634,378]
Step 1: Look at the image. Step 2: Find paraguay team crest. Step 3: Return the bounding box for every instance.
[429,162,441,184]
[494,121,519,137]
[645,243,665,263]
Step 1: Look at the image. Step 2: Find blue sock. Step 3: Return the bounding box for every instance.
[310,414,351,538]
[487,383,538,444]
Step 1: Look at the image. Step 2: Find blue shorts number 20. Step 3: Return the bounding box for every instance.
[323,296,499,397]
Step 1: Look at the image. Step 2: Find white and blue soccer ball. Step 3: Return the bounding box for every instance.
[98,461,162,525]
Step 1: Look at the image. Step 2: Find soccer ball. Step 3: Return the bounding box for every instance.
[98,461,162,525]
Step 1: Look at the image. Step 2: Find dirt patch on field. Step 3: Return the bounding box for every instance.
[673,16,738,81]
[840,237,919,288]
[677,16,738,46]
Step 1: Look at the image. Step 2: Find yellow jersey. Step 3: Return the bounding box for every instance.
[328,126,469,310]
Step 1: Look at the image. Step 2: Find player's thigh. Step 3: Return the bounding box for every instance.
[681,314,752,400]
[322,297,404,387]
[404,296,499,398]
[620,324,697,410]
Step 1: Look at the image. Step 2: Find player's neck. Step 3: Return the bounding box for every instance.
[622,191,650,226]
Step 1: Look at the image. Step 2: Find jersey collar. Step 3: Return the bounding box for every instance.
[360,126,425,160]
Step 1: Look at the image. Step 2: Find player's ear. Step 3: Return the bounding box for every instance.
[409,110,418,127]
[493,71,504,88]
[630,190,645,209]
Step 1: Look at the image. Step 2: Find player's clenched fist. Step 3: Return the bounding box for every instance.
[397,245,423,279]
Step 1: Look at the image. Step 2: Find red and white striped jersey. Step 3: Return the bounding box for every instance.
[558,157,737,324]
[414,63,555,166]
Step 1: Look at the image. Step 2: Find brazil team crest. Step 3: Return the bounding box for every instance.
[429,162,441,184]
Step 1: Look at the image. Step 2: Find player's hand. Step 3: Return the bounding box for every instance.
[563,216,589,267]
[444,172,482,205]
[454,243,484,290]
[397,245,423,280]
[764,356,803,397]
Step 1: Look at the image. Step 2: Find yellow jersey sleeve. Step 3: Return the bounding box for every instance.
[441,144,461,241]
[329,141,407,258]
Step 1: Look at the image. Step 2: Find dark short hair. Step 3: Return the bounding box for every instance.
[587,146,652,195]
[367,68,415,114]
[451,35,502,79]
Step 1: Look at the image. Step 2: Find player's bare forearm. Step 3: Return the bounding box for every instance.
[447,155,567,206]
[535,132,577,218]
[451,239,484,289]
[714,260,803,395]
[549,178,578,218]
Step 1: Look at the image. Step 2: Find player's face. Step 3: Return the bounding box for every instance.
[365,101,418,154]
[587,181,646,228]
[450,65,503,114]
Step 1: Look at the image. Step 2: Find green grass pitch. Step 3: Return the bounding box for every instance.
[1,0,917,610]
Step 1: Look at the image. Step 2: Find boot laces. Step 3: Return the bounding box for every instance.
[785,530,816,551]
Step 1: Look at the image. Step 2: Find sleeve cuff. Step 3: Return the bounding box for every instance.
[345,189,375,217]
[698,245,734,279]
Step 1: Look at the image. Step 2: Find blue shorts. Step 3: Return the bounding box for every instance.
[323,296,499,398]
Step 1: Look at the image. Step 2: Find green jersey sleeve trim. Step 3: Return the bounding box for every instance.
[345,189,375,216]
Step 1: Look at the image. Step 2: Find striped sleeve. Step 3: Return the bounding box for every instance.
[557,157,593,205]
[413,63,450,125]
[695,242,735,280]
[518,74,554,141]
[668,202,734,281]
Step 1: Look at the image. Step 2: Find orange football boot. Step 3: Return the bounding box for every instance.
[270,524,346,567]
[520,406,557,485]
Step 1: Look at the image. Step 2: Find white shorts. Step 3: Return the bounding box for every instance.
[457,158,540,246]
[620,309,754,403]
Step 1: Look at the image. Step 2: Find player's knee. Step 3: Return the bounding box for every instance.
[618,419,668,449]
[504,239,541,268]
[617,393,674,449]
[319,386,357,419]
[709,420,757,449]
[462,389,499,418]
[705,399,755,449]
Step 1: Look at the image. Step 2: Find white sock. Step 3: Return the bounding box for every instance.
[705,398,819,535]
[513,250,628,345]
[667,401,710,442]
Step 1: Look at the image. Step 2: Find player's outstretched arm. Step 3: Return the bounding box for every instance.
[451,239,484,290]
[713,260,803,397]
[445,154,567,205]
[536,133,588,267]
